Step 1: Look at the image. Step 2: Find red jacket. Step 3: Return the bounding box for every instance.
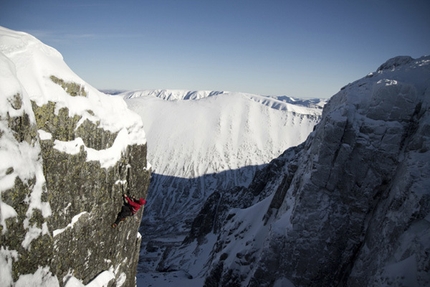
[125,196,146,214]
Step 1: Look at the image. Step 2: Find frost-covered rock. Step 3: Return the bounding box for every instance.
[159,55,430,286]
[0,27,150,287]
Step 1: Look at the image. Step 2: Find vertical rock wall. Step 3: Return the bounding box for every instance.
[0,93,53,284]
[32,85,151,286]
[0,27,151,286]
[1,76,151,287]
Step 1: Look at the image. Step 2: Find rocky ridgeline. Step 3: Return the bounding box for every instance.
[159,56,430,286]
[0,27,150,287]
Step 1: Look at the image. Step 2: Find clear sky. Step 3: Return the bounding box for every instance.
[1,0,429,98]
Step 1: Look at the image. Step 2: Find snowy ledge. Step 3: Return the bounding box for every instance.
[53,212,88,237]
[53,128,132,169]
[63,270,115,287]
[37,129,53,140]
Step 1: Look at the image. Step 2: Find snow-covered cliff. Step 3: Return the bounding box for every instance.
[157,56,430,286]
[0,27,150,287]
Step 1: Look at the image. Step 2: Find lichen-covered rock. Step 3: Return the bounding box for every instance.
[1,51,55,285]
[37,104,150,285]
[0,27,150,287]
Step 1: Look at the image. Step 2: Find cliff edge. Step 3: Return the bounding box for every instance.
[0,27,150,287]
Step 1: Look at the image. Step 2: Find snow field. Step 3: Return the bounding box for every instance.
[125,91,322,179]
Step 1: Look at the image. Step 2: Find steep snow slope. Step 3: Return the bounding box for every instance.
[156,56,430,286]
[124,89,324,178]
[0,26,149,287]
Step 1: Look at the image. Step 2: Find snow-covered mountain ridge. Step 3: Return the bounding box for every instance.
[149,55,430,286]
[122,88,326,110]
[123,89,325,178]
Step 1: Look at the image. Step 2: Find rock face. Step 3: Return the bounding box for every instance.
[0,27,150,287]
[159,56,430,286]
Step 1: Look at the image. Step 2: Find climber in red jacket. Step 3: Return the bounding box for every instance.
[112,194,146,228]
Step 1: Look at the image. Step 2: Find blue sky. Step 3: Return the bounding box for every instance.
[1,0,429,98]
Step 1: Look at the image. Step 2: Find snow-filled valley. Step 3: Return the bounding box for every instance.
[120,89,325,286]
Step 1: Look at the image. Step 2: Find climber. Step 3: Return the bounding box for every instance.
[112,194,146,228]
